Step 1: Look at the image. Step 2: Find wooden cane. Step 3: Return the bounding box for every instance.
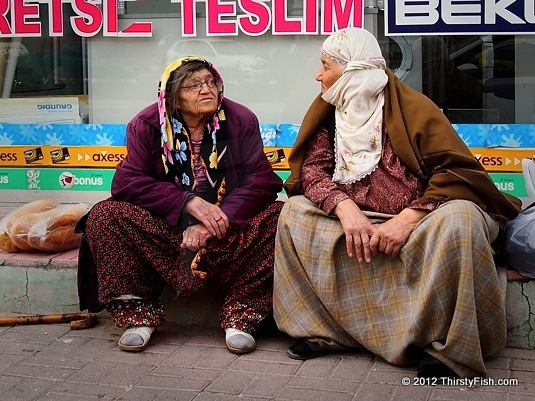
[0,312,97,330]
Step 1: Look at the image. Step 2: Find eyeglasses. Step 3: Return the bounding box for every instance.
[180,77,217,92]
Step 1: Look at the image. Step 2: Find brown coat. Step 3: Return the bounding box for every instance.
[284,69,521,225]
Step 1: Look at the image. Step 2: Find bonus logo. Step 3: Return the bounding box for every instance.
[59,171,75,189]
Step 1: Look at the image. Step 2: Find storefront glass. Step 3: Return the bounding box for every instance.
[1,2,534,125]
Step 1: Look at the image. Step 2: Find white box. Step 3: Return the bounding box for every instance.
[0,97,80,117]
[0,115,84,124]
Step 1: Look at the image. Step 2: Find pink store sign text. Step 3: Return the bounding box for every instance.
[0,0,364,38]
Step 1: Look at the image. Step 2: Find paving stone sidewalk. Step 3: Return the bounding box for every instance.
[0,318,534,401]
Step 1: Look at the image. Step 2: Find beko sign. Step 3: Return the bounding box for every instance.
[386,0,535,35]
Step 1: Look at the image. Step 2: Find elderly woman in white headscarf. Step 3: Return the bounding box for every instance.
[273,28,521,379]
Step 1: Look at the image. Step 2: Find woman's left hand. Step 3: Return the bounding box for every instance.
[369,208,429,258]
[181,224,213,251]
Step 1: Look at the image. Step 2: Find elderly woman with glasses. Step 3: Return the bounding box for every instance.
[273,28,521,379]
[77,56,283,353]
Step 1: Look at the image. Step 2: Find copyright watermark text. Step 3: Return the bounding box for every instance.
[401,376,519,387]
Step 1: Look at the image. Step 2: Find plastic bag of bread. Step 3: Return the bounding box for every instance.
[0,199,58,252]
[11,203,89,252]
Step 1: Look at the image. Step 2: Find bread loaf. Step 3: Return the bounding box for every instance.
[26,204,88,252]
[0,232,19,252]
[0,199,58,252]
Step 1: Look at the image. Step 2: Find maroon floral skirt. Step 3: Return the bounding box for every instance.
[84,200,283,333]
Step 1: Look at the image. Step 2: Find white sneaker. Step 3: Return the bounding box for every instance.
[225,328,256,354]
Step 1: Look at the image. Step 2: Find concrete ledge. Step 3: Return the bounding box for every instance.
[0,250,80,315]
[0,250,222,327]
[505,270,535,349]
[1,250,534,349]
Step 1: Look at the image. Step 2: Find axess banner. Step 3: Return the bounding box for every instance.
[386,0,535,35]
[0,146,126,167]
[470,148,535,171]
[0,145,292,169]
[1,146,534,171]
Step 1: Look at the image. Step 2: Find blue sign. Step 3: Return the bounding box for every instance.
[2,122,535,148]
[386,0,535,36]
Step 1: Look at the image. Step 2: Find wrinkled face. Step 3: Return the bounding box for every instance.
[315,55,343,94]
[176,68,219,120]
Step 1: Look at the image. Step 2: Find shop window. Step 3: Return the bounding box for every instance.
[2,2,535,126]
[441,35,535,123]
[0,4,86,98]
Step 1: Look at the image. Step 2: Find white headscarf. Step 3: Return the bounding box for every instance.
[321,28,388,184]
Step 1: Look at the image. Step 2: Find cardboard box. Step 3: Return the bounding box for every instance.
[0,115,84,124]
[0,97,84,124]
[0,97,80,117]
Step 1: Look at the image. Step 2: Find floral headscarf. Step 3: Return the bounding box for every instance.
[157,56,228,205]
[321,28,388,184]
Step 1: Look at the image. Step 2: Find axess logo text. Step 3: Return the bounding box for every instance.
[93,152,125,163]
[0,152,17,162]
[475,155,503,166]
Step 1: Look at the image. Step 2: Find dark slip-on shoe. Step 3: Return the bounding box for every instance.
[287,339,329,360]
[417,353,458,378]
